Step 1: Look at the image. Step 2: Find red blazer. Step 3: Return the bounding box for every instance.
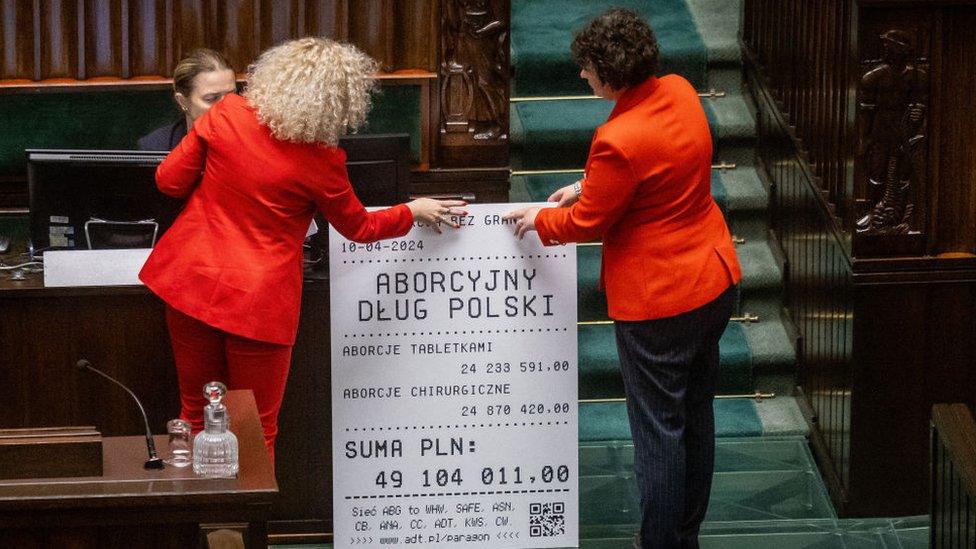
[535,75,742,321]
[140,94,412,344]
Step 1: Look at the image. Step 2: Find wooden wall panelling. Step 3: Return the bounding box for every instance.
[410,167,511,204]
[850,280,928,517]
[175,0,206,63]
[306,0,348,42]
[82,0,120,79]
[0,292,178,437]
[933,7,976,256]
[258,0,302,51]
[39,0,78,80]
[208,0,257,72]
[347,0,395,72]
[128,0,170,78]
[0,1,439,77]
[0,0,32,80]
[394,0,438,71]
[850,270,976,516]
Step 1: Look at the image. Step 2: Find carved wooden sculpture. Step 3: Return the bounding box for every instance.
[855,29,928,235]
[441,0,509,141]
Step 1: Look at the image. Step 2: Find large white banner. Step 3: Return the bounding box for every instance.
[330,203,578,548]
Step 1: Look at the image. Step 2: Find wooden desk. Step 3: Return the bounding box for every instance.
[0,390,277,548]
[0,267,334,541]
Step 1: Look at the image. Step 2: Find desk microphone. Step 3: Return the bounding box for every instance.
[75,359,164,470]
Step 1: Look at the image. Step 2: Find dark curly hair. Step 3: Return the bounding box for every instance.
[571,8,660,91]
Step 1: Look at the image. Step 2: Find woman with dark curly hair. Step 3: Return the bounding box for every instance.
[505,8,741,549]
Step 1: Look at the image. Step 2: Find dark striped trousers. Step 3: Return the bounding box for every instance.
[614,285,736,549]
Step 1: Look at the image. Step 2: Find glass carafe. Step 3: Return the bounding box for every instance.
[192,381,239,477]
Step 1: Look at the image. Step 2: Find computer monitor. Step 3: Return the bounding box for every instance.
[27,150,174,251]
[339,133,412,206]
[26,133,411,252]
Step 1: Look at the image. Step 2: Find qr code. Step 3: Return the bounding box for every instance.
[529,501,565,537]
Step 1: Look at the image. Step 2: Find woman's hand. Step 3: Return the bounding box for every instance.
[502,207,542,240]
[548,181,580,208]
[406,198,468,234]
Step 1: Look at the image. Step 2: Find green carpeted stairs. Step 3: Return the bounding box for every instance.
[510,0,797,412]
[505,0,927,547]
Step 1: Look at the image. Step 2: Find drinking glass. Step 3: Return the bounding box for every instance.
[165,419,192,467]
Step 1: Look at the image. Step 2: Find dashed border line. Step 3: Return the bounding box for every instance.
[341,254,568,264]
[345,488,570,500]
[344,421,571,432]
[344,328,570,338]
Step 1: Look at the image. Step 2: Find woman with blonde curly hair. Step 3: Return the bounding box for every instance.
[140,38,464,463]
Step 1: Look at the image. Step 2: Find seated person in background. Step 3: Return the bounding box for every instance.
[137,48,236,151]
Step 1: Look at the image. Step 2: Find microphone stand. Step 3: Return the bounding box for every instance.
[75,359,164,470]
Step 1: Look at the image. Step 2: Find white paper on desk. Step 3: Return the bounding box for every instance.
[43,248,152,287]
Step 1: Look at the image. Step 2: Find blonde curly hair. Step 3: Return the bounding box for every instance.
[244,37,378,145]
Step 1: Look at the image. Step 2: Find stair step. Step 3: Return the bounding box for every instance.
[580,396,809,443]
[686,0,744,67]
[743,320,798,394]
[578,321,753,398]
[736,240,783,294]
[717,164,768,212]
[581,436,817,476]
[511,0,708,96]
[705,93,756,143]
[581,468,834,526]
[580,398,767,442]
[716,166,771,240]
[511,93,756,169]
[579,435,831,527]
[511,97,609,169]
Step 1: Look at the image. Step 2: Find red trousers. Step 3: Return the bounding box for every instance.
[165,306,292,465]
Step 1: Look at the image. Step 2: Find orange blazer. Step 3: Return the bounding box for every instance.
[535,75,741,321]
[140,94,412,345]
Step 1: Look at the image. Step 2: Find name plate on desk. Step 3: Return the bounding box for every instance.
[43,248,151,287]
[329,203,579,549]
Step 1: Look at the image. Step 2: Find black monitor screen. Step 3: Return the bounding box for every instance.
[27,150,174,251]
[340,133,411,207]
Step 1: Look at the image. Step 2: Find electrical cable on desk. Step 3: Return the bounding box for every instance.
[27,242,55,261]
[0,262,43,270]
